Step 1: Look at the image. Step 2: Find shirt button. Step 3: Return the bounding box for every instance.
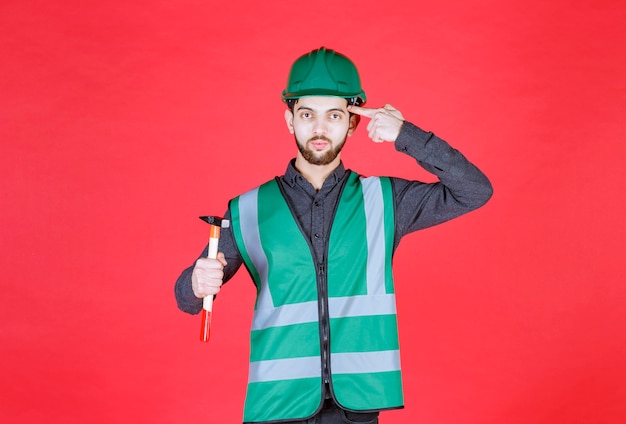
[314,201,320,206]
[314,233,320,238]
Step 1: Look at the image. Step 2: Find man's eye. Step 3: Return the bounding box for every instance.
[301,112,312,118]
[329,113,341,119]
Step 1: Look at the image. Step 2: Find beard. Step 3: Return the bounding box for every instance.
[295,134,347,166]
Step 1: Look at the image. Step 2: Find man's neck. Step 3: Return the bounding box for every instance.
[294,155,341,191]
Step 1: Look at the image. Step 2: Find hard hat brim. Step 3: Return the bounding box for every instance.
[281,89,366,104]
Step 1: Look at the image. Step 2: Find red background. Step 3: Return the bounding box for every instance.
[2,1,625,423]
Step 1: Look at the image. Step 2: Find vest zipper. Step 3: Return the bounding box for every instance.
[317,261,331,386]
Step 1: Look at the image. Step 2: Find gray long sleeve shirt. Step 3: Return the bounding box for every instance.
[175,121,493,314]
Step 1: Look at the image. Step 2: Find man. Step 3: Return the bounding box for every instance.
[175,46,493,423]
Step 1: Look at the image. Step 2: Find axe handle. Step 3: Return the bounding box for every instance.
[200,224,221,342]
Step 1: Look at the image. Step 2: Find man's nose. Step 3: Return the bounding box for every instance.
[312,118,327,135]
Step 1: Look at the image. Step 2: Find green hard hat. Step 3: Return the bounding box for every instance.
[281,47,367,105]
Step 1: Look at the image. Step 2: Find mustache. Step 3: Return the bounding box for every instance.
[308,135,332,143]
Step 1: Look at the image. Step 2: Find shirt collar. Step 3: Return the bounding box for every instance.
[283,159,347,188]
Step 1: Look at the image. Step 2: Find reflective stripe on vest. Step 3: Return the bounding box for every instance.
[249,350,401,383]
[230,173,403,423]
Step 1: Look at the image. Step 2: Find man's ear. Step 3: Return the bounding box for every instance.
[348,113,360,136]
[284,109,294,134]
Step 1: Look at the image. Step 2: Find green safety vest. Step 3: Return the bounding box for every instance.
[230,172,404,423]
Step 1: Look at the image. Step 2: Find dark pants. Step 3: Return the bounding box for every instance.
[280,399,379,424]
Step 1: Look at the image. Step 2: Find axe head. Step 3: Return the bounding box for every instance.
[199,215,230,228]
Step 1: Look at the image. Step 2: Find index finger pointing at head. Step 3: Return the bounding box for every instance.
[348,105,377,119]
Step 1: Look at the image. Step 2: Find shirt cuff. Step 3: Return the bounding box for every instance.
[394,121,435,161]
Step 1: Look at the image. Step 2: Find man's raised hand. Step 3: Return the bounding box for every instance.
[348,104,405,143]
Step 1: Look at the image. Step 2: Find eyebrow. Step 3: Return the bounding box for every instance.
[295,106,346,114]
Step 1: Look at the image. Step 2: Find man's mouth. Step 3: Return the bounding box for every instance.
[309,137,331,150]
[311,141,328,150]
